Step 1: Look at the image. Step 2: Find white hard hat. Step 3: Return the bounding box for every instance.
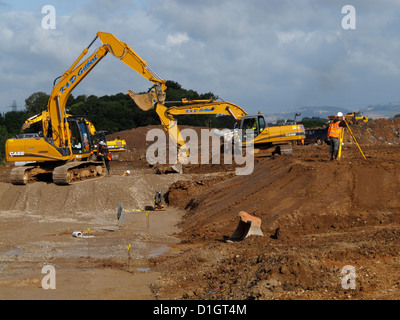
[337,112,343,117]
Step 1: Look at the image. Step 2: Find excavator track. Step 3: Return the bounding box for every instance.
[10,161,106,185]
[52,161,106,185]
[10,166,35,185]
[252,143,293,158]
[276,144,293,156]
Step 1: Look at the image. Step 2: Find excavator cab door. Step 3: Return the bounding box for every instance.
[240,115,266,142]
[69,118,91,156]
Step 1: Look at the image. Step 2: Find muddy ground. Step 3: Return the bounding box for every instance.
[1,118,400,300]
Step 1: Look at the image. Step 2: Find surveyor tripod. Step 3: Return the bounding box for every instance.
[338,120,367,161]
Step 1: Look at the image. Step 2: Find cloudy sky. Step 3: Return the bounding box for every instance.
[1,0,399,116]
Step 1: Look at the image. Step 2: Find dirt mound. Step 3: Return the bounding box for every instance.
[169,148,400,241]
[167,173,234,209]
[107,124,238,174]
[0,173,193,214]
[342,118,400,146]
[152,143,400,300]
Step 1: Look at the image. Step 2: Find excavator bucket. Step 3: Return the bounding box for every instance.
[127,89,155,111]
[225,211,263,242]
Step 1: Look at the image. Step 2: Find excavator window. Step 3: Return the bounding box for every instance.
[242,116,265,135]
[69,121,82,153]
[79,123,90,151]
[241,117,261,142]
[258,116,265,132]
[69,120,90,154]
[242,118,257,131]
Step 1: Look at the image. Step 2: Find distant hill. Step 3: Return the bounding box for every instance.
[361,103,400,120]
[265,103,400,122]
[265,106,352,123]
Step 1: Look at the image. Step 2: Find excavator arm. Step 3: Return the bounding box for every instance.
[48,32,167,151]
[158,100,247,148]
[20,112,47,132]
[127,93,247,150]
[20,111,96,136]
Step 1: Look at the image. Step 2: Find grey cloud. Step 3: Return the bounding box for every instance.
[1,0,400,115]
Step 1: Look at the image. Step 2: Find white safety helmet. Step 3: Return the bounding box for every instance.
[337,112,343,117]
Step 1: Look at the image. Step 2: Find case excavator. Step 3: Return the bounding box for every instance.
[6,32,166,185]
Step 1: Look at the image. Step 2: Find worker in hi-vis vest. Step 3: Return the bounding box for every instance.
[327,112,347,160]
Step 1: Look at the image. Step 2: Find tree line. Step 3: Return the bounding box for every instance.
[0,81,234,162]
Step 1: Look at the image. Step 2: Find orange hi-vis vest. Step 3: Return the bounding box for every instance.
[328,120,342,138]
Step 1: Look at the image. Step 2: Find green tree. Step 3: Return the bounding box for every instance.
[25,92,49,115]
[299,117,328,128]
[3,110,28,134]
[0,125,10,162]
[163,80,220,127]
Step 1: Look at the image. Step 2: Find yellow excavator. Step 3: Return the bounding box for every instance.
[328,112,368,125]
[128,91,306,172]
[5,32,166,185]
[344,112,368,125]
[20,112,127,159]
[91,131,127,157]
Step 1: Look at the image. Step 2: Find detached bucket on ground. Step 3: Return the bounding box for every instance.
[225,211,263,242]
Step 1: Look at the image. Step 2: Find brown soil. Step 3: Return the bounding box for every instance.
[1,119,400,300]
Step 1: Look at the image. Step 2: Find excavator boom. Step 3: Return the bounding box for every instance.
[48,32,166,149]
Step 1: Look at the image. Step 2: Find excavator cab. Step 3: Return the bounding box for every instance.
[68,117,92,155]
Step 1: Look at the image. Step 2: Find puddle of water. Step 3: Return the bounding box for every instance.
[147,246,170,258]
[2,247,24,256]
[136,268,151,272]
[147,244,182,259]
